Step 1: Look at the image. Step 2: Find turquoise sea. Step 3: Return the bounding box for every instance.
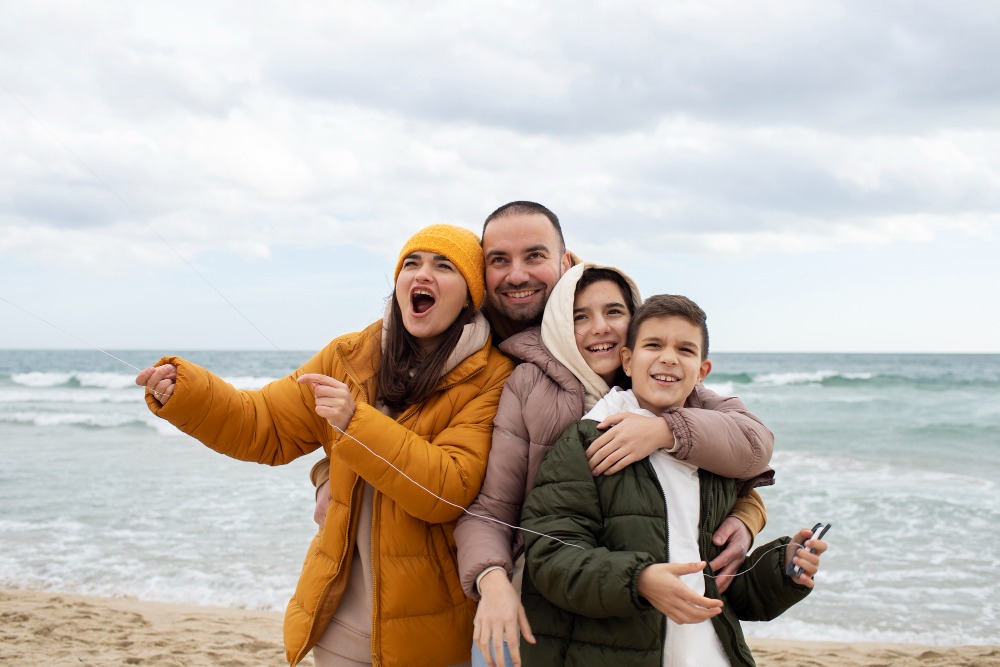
[1,349,998,646]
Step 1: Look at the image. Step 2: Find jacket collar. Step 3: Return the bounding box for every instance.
[499,326,586,397]
[334,311,492,404]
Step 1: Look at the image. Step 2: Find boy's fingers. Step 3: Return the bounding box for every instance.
[668,560,708,575]
[674,582,723,609]
[806,538,828,555]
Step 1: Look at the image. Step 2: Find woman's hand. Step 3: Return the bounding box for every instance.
[473,569,535,667]
[298,373,356,431]
[135,364,177,406]
[636,561,724,624]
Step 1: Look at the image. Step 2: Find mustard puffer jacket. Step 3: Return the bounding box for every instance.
[144,319,514,666]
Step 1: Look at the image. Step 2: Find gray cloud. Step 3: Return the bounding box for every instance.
[259,1,1000,136]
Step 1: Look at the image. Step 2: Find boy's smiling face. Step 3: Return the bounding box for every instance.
[621,315,712,413]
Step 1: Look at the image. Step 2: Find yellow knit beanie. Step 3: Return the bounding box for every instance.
[394,224,485,310]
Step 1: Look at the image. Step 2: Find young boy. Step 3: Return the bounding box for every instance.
[520,294,826,667]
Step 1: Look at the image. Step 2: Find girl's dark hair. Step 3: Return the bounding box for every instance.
[377,292,476,412]
[574,268,637,316]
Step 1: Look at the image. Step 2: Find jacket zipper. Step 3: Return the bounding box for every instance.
[292,474,364,666]
[293,356,369,666]
[645,459,669,666]
[701,472,751,666]
[302,337,487,664]
[370,488,382,666]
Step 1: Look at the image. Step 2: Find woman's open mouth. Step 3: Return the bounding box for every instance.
[411,289,436,314]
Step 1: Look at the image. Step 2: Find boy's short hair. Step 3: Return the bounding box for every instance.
[625,294,710,358]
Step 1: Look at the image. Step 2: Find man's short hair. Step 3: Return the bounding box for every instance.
[626,294,710,359]
[482,201,565,252]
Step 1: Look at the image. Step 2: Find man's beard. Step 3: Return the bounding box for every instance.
[489,281,548,323]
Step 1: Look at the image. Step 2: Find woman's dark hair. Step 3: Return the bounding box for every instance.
[377,292,476,412]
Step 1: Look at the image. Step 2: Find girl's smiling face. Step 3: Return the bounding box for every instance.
[573,279,631,384]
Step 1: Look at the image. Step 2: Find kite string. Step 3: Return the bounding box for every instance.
[330,424,585,551]
[1,81,813,579]
[4,291,806,574]
[330,423,823,579]
[0,294,145,374]
[0,80,282,352]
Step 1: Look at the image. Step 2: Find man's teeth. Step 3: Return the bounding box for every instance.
[506,290,536,299]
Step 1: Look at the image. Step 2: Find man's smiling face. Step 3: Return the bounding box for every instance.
[482,212,571,325]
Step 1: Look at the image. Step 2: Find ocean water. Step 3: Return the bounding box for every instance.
[1,349,998,646]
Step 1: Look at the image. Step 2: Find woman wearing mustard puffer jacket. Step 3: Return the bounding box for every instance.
[136,225,514,667]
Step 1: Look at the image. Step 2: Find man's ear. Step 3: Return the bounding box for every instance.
[621,347,633,377]
[560,250,573,274]
[697,359,712,384]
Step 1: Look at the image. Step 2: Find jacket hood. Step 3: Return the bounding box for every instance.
[541,263,641,411]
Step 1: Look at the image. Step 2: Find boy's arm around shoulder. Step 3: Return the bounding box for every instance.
[719,536,812,621]
[521,421,657,619]
[665,384,774,479]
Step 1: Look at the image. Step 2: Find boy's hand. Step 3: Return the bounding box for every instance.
[636,562,723,624]
[709,517,752,593]
[784,527,828,588]
[587,412,673,476]
[473,569,536,667]
[298,373,356,431]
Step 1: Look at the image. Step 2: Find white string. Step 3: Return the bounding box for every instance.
[330,424,825,579]
[0,80,281,352]
[0,294,172,399]
[331,425,585,551]
[706,540,810,580]
[2,81,813,579]
[4,287,816,580]
[0,295,145,373]
[0,295,800,569]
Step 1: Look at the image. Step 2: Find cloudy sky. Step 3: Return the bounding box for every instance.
[2,0,999,354]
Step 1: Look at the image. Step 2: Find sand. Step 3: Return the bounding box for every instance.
[2,589,998,666]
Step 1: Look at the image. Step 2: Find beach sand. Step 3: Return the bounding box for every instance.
[2,589,998,666]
